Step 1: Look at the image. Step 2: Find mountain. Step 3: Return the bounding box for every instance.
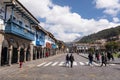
[73,37,82,42]
[78,25,120,43]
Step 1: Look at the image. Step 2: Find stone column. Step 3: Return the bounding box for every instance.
[35,50,37,60]
[0,33,4,66]
[30,43,34,61]
[8,45,13,66]
[17,47,20,63]
[0,44,2,66]
[40,47,42,58]
[42,48,44,58]
[44,48,46,57]
[50,49,51,56]
[57,49,59,54]
[38,51,40,59]
[55,49,57,55]
[39,49,40,59]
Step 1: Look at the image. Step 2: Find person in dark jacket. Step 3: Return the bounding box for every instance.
[101,52,107,67]
[107,51,111,61]
[88,53,93,66]
[65,54,70,67]
[95,53,100,63]
[69,54,74,68]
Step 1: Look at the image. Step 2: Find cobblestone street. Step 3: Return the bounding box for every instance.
[0,53,120,80]
[1,0,120,80]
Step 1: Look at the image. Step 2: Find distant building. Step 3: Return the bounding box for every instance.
[75,43,89,53]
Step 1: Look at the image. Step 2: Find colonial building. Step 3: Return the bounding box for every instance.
[0,0,64,67]
[44,31,58,57]
[75,42,106,54]
[33,25,47,60]
[75,43,89,53]
[0,0,39,66]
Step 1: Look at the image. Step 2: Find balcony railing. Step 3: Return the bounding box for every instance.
[5,20,35,41]
[36,39,45,46]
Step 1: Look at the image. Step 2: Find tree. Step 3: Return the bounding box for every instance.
[105,41,119,52]
[88,47,95,53]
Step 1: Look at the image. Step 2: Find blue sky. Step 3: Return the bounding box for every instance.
[52,0,120,21]
[53,0,99,19]
[19,0,120,42]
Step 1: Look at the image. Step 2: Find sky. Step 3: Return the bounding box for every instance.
[19,0,120,42]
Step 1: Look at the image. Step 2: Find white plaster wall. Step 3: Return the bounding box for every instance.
[0,19,5,30]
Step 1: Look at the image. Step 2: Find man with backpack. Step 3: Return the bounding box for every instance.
[65,53,70,67]
[69,54,75,68]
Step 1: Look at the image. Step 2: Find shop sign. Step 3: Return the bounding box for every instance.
[46,42,51,49]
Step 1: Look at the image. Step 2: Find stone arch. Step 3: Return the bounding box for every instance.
[20,43,25,49]
[12,41,18,48]
[2,39,9,48]
[11,40,18,64]
[19,43,25,62]
[1,39,9,66]
[33,47,36,60]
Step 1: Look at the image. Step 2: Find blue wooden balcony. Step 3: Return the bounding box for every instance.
[52,44,57,49]
[36,39,45,46]
[5,20,35,41]
[36,31,45,46]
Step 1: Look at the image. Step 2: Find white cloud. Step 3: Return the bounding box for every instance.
[19,0,120,42]
[94,0,120,16]
[19,0,53,18]
[113,17,120,23]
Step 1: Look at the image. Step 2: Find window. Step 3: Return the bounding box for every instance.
[19,20,22,25]
[25,25,29,28]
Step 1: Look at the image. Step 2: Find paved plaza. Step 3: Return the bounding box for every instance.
[0,53,120,80]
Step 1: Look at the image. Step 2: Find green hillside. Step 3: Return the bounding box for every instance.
[78,26,120,43]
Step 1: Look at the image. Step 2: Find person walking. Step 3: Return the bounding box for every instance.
[65,53,70,67]
[69,54,74,68]
[107,51,111,61]
[101,52,107,67]
[45,52,49,57]
[88,53,93,66]
[96,53,100,63]
[110,53,114,61]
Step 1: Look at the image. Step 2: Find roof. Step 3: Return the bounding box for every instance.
[4,0,40,24]
[16,0,39,23]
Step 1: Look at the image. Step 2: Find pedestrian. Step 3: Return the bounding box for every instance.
[19,61,23,68]
[46,52,48,57]
[107,51,111,61]
[88,53,93,66]
[95,52,98,60]
[69,54,74,68]
[110,53,114,61]
[65,53,70,67]
[101,52,107,67]
[96,53,100,63]
[19,54,24,68]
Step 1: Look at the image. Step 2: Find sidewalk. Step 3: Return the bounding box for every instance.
[79,53,120,64]
[0,53,64,76]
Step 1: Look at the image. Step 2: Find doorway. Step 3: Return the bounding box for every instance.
[20,48,24,62]
[1,47,8,66]
[12,47,18,64]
